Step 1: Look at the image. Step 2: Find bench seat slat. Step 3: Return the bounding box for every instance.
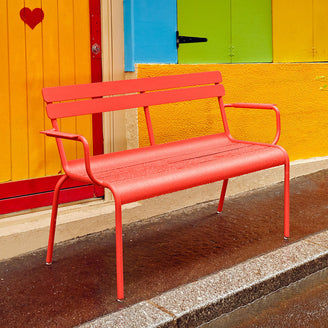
[66,134,287,204]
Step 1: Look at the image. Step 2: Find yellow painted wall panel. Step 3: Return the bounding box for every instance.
[26,0,45,178]
[137,64,328,162]
[313,0,328,61]
[0,1,11,182]
[7,0,29,181]
[272,0,313,62]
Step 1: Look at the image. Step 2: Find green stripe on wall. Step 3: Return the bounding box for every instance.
[231,0,272,63]
[178,0,272,64]
[178,0,231,64]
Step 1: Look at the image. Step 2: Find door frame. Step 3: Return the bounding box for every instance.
[100,0,127,201]
[100,0,126,154]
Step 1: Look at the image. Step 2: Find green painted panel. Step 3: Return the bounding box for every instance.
[231,0,272,63]
[178,0,272,64]
[177,0,231,64]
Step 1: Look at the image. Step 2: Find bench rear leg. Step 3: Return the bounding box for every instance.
[217,179,229,213]
[115,199,124,301]
[284,163,290,239]
[46,175,68,265]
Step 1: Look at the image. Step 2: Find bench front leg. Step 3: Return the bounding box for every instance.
[46,174,68,265]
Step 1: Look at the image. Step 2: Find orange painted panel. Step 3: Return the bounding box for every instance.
[42,0,62,176]
[7,0,29,181]
[26,0,45,178]
[1,0,93,183]
[137,65,226,147]
[74,0,93,159]
[137,63,328,162]
[58,0,78,161]
[0,1,11,182]
[272,0,313,62]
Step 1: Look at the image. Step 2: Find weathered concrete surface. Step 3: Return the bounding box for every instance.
[1,169,328,328]
[203,266,328,328]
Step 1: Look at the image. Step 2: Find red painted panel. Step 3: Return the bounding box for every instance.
[90,0,104,196]
[0,184,95,215]
[0,175,87,199]
[89,0,104,158]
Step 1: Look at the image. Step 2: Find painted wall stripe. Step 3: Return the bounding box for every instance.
[123,0,135,71]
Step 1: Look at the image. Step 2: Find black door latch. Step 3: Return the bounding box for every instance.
[176,31,208,48]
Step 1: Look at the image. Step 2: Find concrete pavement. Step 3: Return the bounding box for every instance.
[1,169,328,327]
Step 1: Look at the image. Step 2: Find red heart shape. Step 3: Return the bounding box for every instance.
[20,7,44,29]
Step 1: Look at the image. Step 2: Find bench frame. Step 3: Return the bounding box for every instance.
[42,71,289,300]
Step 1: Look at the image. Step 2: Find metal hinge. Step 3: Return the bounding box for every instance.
[176,31,207,48]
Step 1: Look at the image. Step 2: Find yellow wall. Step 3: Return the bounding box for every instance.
[273,0,328,62]
[137,64,328,162]
[0,0,93,183]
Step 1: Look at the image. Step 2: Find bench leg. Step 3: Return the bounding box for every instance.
[115,199,124,301]
[46,175,68,265]
[217,179,229,213]
[284,163,290,239]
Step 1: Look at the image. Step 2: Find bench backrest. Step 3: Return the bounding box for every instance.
[42,71,228,146]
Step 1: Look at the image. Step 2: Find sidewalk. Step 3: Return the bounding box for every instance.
[1,169,328,328]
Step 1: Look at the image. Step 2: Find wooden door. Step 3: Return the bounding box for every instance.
[177,0,272,64]
[0,0,103,214]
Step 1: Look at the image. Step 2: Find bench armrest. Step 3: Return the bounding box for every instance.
[40,129,101,185]
[224,103,281,145]
[41,129,81,140]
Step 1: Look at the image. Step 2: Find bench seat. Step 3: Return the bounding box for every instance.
[66,133,287,204]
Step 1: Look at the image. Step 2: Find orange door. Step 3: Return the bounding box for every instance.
[0,0,103,214]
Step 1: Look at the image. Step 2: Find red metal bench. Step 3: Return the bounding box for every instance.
[41,71,290,300]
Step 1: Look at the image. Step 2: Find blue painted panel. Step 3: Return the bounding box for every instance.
[124,0,177,70]
[124,0,135,71]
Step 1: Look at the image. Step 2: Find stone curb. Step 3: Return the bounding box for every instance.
[78,230,328,328]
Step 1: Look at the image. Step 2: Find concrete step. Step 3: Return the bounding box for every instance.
[78,230,328,328]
